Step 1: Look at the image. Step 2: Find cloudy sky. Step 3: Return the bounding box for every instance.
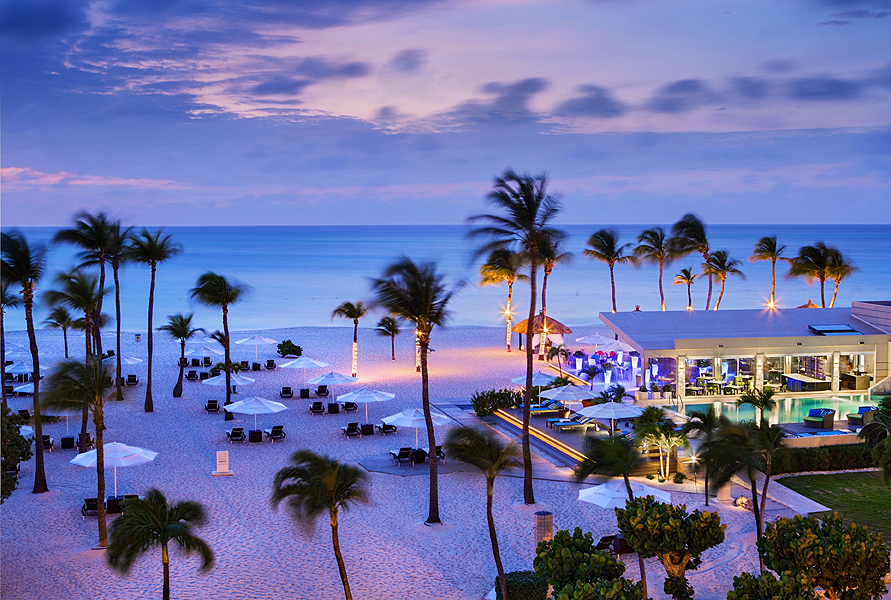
[2,0,889,226]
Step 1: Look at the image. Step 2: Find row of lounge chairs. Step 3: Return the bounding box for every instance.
[309,400,354,415]
[341,422,398,437]
[225,426,286,443]
[280,386,329,399]
[81,494,140,518]
[388,446,445,466]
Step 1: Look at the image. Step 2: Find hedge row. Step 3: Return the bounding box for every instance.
[770,443,875,475]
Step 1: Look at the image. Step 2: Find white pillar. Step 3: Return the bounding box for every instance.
[755,354,764,391]
[831,351,840,392]
[677,356,686,399]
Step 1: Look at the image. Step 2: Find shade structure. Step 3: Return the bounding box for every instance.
[596,340,633,354]
[336,388,395,422]
[280,356,329,387]
[185,345,224,358]
[306,371,359,385]
[202,373,255,391]
[578,478,671,509]
[539,384,598,404]
[103,354,143,365]
[20,425,34,438]
[6,360,48,375]
[4,348,31,361]
[70,441,158,497]
[575,334,614,346]
[511,371,558,386]
[512,314,572,335]
[382,408,451,448]
[13,382,34,394]
[796,299,821,309]
[578,402,644,433]
[223,396,288,429]
[234,335,278,361]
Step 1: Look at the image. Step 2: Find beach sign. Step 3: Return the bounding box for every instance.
[212,451,233,476]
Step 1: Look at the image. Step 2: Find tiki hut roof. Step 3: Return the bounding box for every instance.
[796,299,821,309]
[512,313,573,334]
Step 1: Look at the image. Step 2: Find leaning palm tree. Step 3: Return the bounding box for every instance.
[546,343,569,375]
[373,316,401,360]
[537,235,573,358]
[444,426,521,600]
[106,221,132,401]
[669,214,713,310]
[479,249,528,352]
[158,314,205,398]
[467,169,564,505]
[584,229,635,313]
[682,407,730,506]
[575,435,649,598]
[826,248,858,308]
[128,229,182,412]
[635,227,671,311]
[672,267,697,311]
[786,242,832,308]
[1,282,22,411]
[107,488,214,600]
[739,387,777,424]
[705,250,745,310]
[190,273,250,417]
[42,358,114,545]
[331,301,367,378]
[371,257,457,524]
[1,231,48,492]
[749,236,787,308]
[43,306,74,359]
[272,450,368,600]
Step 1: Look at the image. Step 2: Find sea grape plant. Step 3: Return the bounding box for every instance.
[534,528,626,593]
[556,577,644,600]
[726,571,818,600]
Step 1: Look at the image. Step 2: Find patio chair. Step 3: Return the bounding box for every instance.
[81,498,99,519]
[803,408,835,429]
[596,535,617,556]
[4,384,14,396]
[178,357,188,367]
[251,362,261,372]
[17,409,31,421]
[343,401,357,412]
[410,449,428,465]
[553,416,594,431]
[360,424,375,436]
[266,359,276,370]
[122,494,140,507]
[203,357,212,367]
[309,401,325,415]
[316,385,330,398]
[390,447,412,466]
[264,425,286,442]
[376,423,397,435]
[435,445,445,461]
[611,535,635,556]
[191,358,201,368]
[239,360,249,371]
[106,350,115,358]
[327,403,340,414]
[226,427,246,443]
[186,370,199,381]
[846,406,877,427]
[126,374,138,386]
[77,433,94,450]
[530,403,564,416]
[204,400,221,413]
[299,388,310,399]
[199,372,209,381]
[41,435,54,452]
[280,386,293,399]
[342,422,360,438]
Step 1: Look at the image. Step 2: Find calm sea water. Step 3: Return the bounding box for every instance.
[3,224,890,332]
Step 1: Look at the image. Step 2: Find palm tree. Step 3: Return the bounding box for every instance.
[546,343,569,375]
[672,268,697,311]
[739,387,777,424]
[128,229,182,412]
[1,282,22,412]
[444,426,521,600]
[752,421,787,535]
[374,316,401,360]
[107,221,132,401]
[826,248,858,308]
[190,273,250,417]
[107,488,214,600]
[749,236,787,308]
[41,358,114,545]
[705,250,745,310]
[682,407,729,506]
[479,249,528,352]
[467,169,563,505]
[43,306,74,359]
[605,384,634,403]
[271,450,368,600]
[43,271,104,452]
[669,214,713,310]
[635,227,671,311]
[371,257,456,524]
[537,236,572,358]
[786,242,831,308]
[158,314,205,398]
[582,364,603,390]
[575,435,649,598]
[331,301,367,378]
[1,231,48,492]
[584,229,635,313]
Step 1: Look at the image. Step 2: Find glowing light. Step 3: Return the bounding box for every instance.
[351,342,358,378]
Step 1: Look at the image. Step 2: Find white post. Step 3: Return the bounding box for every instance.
[831,351,840,392]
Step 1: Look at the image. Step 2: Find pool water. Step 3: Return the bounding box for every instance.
[675,395,873,424]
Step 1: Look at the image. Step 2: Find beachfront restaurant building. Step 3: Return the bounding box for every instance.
[598,301,891,402]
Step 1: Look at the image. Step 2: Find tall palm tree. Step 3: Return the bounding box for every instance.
[374,316,401,360]
[669,214,713,310]
[1,282,22,412]
[1,231,48,492]
[43,271,104,452]
[739,387,777,424]
[672,267,697,311]
[128,229,182,412]
[635,227,671,311]
[752,421,787,535]
[107,488,214,600]
[537,236,573,358]
[682,407,729,506]
[331,301,367,378]
[107,221,132,401]
[190,273,250,417]
[575,435,649,598]
[705,250,745,310]
[479,249,528,352]
[53,211,114,356]
[786,242,831,308]
[826,248,858,308]
[584,229,635,313]
[371,257,456,524]
[43,306,74,359]
[444,426,521,600]
[41,358,114,545]
[467,169,563,505]
[158,314,205,398]
[749,236,787,308]
[271,450,368,600]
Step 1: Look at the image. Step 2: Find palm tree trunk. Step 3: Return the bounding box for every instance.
[715,279,726,310]
[658,261,665,311]
[162,544,171,600]
[144,264,156,412]
[390,334,395,360]
[95,254,105,357]
[114,263,123,401]
[749,476,764,573]
[223,305,233,414]
[538,269,550,360]
[1,310,7,412]
[173,340,185,397]
[703,252,713,310]
[351,319,358,377]
[770,258,776,306]
[420,339,441,524]
[830,280,840,308]
[609,264,617,312]
[686,283,692,311]
[622,475,648,598]
[819,277,825,308]
[505,282,513,352]
[523,255,538,505]
[330,510,353,600]
[759,457,771,537]
[704,461,709,506]
[63,327,69,358]
[80,312,92,453]
[487,478,509,600]
[95,412,108,547]
[25,291,48,493]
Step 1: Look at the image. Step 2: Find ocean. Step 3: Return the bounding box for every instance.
[3,224,890,333]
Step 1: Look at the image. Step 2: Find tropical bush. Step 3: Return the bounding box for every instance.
[673,472,686,484]
[1,409,33,503]
[471,388,523,417]
[495,570,548,600]
[726,571,818,600]
[276,339,302,358]
[534,528,625,592]
[770,444,875,474]
[556,578,644,600]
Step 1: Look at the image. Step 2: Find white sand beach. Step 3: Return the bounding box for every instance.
[1,323,823,600]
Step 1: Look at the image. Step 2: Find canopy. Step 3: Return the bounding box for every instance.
[796,299,820,309]
[306,372,359,386]
[578,478,671,508]
[538,385,597,404]
[578,402,644,433]
[575,334,613,346]
[280,356,329,369]
[512,314,572,334]
[6,360,47,375]
[336,388,395,423]
[234,335,278,361]
[597,340,633,354]
[202,373,255,387]
[382,408,452,448]
[224,396,288,429]
[185,345,224,358]
[70,441,158,497]
[511,371,557,387]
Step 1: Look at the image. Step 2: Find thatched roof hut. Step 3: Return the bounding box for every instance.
[512,314,572,335]
[796,299,820,309]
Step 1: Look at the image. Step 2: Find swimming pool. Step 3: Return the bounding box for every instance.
[673,394,873,424]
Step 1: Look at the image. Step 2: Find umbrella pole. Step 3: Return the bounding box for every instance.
[415,428,419,449]
[114,466,117,498]
[255,414,258,430]
[365,403,369,424]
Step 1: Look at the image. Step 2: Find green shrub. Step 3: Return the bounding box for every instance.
[556,578,644,600]
[646,473,655,480]
[673,472,686,484]
[727,571,818,600]
[495,570,548,600]
[533,528,625,592]
[471,388,523,417]
[277,340,302,358]
[770,444,875,474]
[1,408,33,503]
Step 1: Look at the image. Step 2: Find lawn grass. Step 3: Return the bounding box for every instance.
[780,471,891,539]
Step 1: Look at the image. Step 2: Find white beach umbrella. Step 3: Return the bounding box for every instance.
[597,340,633,354]
[70,442,158,498]
[382,408,451,448]
[5,343,28,354]
[202,373,255,387]
[578,478,671,508]
[234,335,278,361]
[306,371,359,398]
[5,348,31,361]
[575,334,613,346]
[511,371,558,387]
[185,345,224,358]
[336,388,395,423]
[13,382,34,394]
[185,337,216,345]
[6,360,48,375]
[539,385,598,404]
[20,425,34,438]
[280,356,329,387]
[578,402,644,433]
[223,396,288,429]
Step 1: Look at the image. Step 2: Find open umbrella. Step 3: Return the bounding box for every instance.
[19,425,34,438]
[578,402,644,434]
[578,478,671,508]
[597,340,633,354]
[382,408,451,449]
[539,384,598,404]
[511,371,558,387]
[202,373,255,394]
[306,371,358,396]
[280,356,329,387]
[336,388,395,423]
[5,347,31,361]
[6,360,48,375]
[575,334,614,346]
[70,441,158,498]
[185,345,224,358]
[223,396,288,430]
[234,335,278,362]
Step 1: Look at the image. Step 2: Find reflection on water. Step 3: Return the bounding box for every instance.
[676,394,871,425]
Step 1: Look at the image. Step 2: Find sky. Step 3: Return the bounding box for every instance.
[1,0,890,226]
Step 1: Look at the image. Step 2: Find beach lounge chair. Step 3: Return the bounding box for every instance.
[342,422,361,438]
[77,433,94,450]
[199,372,209,381]
[360,424,375,436]
[803,408,835,429]
[343,401,357,412]
[227,427,246,443]
[390,447,412,466]
[376,423,397,435]
[596,535,617,556]
[309,402,325,415]
[266,359,276,370]
[264,425,286,442]
[240,360,249,370]
[60,437,75,450]
[178,357,188,367]
[17,409,31,421]
[4,384,14,396]
[126,374,138,386]
[106,350,115,358]
[42,435,54,451]
[846,406,877,427]
[316,385,329,398]
[299,389,310,399]
[530,403,564,416]
[553,416,594,431]
[410,449,428,465]
[280,387,293,399]
[328,403,340,414]
[191,358,201,368]
[204,400,221,413]
[251,362,261,372]
[611,535,635,556]
[186,370,199,381]
[203,357,212,367]
[106,497,123,514]
[435,445,445,461]
[81,498,99,519]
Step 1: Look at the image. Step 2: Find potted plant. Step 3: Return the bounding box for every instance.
[602,362,614,385]
[573,350,585,372]
[650,382,659,400]
[661,384,673,400]
[637,385,648,402]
